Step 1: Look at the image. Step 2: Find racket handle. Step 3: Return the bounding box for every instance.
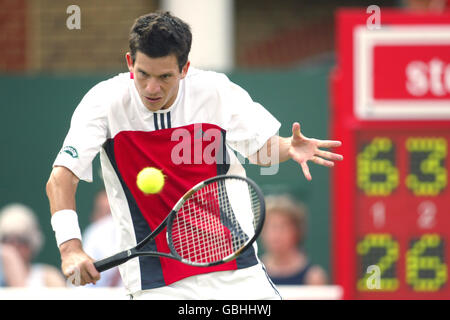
[94,250,131,272]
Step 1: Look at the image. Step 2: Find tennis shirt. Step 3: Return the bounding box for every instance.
[53,67,281,295]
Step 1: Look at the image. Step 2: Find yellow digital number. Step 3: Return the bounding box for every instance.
[405,137,447,196]
[357,234,399,291]
[406,234,447,292]
[357,137,399,196]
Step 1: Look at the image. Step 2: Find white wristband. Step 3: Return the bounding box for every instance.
[51,209,82,247]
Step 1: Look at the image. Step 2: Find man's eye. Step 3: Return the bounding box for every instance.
[161,74,170,80]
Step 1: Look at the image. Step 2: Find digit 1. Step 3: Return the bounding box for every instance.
[370,201,386,229]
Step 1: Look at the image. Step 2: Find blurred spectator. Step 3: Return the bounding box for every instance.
[89,187,112,223]
[403,0,450,12]
[0,244,27,287]
[261,194,328,285]
[82,189,122,287]
[0,203,65,287]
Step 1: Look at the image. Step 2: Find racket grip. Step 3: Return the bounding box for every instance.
[94,250,130,273]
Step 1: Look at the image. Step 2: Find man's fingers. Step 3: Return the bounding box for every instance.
[65,261,100,286]
[300,162,312,181]
[317,139,342,149]
[64,267,77,285]
[85,261,101,283]
[79,260,101,285]
[316,149,344,161]
[292,122,302,139]
[79,267,94,285]
[63,266,75,279]
[65,266,83,286]
[79,265,98,285]
[312,156,334,167]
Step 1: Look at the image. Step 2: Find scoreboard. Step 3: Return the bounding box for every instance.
[331,9,450,299]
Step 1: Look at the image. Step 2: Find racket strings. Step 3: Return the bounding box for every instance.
[170,178,262,264]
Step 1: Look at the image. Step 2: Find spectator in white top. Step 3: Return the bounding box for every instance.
[82,189,122,287]
[0,203,65,287]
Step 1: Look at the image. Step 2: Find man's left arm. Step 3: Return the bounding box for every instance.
[249,122,343,180]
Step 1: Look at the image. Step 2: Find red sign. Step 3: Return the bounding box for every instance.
[373,45,450,100]
[331,9,450,300]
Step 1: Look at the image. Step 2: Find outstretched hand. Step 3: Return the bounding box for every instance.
[288,122,343,181]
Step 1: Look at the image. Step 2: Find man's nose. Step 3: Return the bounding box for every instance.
[146,78,161,94]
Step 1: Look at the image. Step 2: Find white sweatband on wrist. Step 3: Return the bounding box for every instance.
[51,209,82,247]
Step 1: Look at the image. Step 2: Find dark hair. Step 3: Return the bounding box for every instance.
[129,11,192,71]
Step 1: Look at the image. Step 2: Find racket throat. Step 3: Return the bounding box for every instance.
[127,248,140,259]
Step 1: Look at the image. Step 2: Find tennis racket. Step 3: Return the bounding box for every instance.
[94,174,265,272]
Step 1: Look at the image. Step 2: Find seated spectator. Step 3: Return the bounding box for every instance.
[82,189,122,287]
[0,203,66,287]
[0,243,27,287]
[261,194,328,285]
[403,0,449,12]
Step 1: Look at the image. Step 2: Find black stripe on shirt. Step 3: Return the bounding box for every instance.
[160,113,165,129]
[166,112,171,128]
[153,114,159,130]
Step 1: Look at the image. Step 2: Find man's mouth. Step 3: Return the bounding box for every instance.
[145,96,162,103]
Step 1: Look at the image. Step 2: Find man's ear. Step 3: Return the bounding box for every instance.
[126,52,134,72]
[180,61,190,79]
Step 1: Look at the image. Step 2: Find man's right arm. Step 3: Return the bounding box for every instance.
[46,166,100,285]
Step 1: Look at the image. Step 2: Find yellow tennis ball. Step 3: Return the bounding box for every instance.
[136,167,165,194]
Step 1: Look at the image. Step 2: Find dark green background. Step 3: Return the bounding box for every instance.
[0,60,335,278]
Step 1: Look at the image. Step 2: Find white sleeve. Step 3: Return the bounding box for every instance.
[218,76,281,158]
[53,84,108,182]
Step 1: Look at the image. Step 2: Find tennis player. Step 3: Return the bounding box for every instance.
[46,11,343,299]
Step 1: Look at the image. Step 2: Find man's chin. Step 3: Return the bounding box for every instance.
[143,99,164,111]
[145,105,162,112]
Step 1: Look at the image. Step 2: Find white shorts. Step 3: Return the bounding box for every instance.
[130,264,282,300]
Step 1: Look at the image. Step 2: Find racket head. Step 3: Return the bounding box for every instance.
[166,175,265,267]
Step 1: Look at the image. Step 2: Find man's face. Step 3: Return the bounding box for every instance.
[126,51,189,112]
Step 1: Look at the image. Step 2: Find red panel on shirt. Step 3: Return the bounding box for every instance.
[113,123,237,286]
